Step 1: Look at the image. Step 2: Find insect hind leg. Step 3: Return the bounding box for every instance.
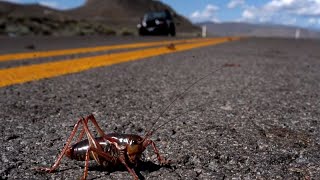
[34,115,108,173]
[82,146,117,180]
[81,115,109,164]
[84,114,108,137]
[74,114,106,143]
[34,117,86,172]
[84,114,140,179]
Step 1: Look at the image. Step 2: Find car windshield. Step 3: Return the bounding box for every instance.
[144,11,168,21]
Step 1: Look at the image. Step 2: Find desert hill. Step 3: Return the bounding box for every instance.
[0,0,200,36]
[0,1,67,20]
[67,0,199,33]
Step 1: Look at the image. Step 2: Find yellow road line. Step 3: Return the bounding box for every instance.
[0,38,212,62]
[0,37,239,88]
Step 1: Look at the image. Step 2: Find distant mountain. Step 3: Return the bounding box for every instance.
[66,0,199,33]
[0,1,68,20]
[198,22,320,39]
[0,0,200,36]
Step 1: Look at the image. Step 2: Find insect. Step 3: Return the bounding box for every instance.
[35,65,230,180]
[166,43,176,50]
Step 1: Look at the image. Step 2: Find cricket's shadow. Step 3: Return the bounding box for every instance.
[90,160,173,180]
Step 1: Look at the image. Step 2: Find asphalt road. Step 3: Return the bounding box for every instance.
[1,37,320,179]
[0,36,187,54]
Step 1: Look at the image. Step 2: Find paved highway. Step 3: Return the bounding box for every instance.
[0,37,238,87]
[0,36,319,179]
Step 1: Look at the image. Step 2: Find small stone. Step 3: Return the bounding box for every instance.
[220,104,233,111]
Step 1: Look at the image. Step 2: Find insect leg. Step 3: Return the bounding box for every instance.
[74,114,101,144]
[143,139,169,165]
[75,122,85,143]
[81,116,105,165]
[85,114,108,137]
[84,115,138,179]
[84,114,120,145]
[56,117,113,180]
[118,153,139,180]
[34,118,84,172]
[82,146,116,180]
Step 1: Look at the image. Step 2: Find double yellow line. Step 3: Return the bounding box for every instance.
[0,37,240,88]
[0,38,207,62]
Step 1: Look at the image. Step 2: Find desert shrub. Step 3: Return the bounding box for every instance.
[120,28,134,36]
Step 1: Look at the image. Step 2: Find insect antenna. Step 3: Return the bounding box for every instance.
[142,65,227,141]
[151,98,216,136]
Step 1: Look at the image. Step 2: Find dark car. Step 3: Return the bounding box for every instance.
[137,10,176,36]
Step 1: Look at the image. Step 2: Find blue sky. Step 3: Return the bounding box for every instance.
[2,0,320,29]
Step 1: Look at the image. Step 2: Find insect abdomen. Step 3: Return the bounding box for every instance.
[68,137,117,161]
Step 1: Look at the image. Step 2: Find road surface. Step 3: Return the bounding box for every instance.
[0,36,319,179]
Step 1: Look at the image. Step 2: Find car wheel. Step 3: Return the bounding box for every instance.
[139,29,145,36]
[169,24,176,36]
